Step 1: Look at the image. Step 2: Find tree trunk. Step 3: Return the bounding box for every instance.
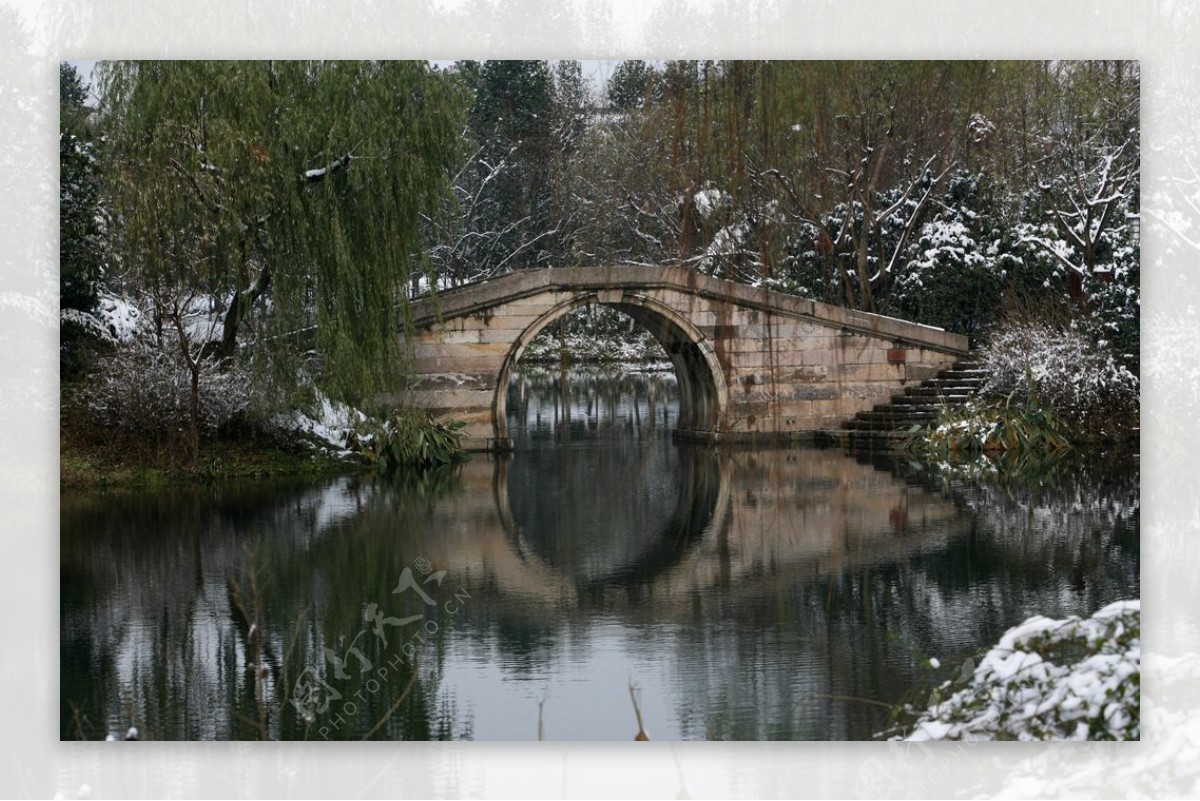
[188,368,201,466]
[219,261,272,361]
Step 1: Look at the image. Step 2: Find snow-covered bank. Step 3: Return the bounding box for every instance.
[520,331,673,369]
[902,600,1139,741]
[268,383,366,457]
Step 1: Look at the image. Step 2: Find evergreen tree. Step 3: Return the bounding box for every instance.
[467,60,556,271]
[60,62,104,314]
[606,60,660,110]
[60,62,110,377]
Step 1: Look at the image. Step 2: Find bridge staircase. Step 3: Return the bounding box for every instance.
[838,356,989,448]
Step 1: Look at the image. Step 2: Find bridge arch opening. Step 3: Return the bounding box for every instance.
[493,293,726,446]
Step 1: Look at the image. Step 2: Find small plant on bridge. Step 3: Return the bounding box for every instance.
[351,410,466,474]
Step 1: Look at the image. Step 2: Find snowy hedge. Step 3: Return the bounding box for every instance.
[978,321,1139,439]
[81,343,252,443]
[901,600,1139,741]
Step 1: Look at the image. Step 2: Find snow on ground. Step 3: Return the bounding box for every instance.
[94,293,144,341]
[86,291,230,345]
[902,599,1140,742]
[269,383,367,455]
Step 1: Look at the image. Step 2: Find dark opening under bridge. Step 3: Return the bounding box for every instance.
[402,266,969,451]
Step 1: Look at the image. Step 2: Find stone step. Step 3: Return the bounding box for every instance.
[889,392,972,404]
[841,354,986,438]
[902,388,979,400]
[927,375,988,386]
[841,419,929,433]
[854,410,936,422]
[896,387,975,399]
[886,399,939,410]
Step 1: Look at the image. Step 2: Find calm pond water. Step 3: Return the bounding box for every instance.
[60,367,1140,741]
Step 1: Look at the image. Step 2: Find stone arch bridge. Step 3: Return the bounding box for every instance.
[402,266,968,451]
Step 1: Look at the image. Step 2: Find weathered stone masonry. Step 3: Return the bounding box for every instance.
[401,266,970,451]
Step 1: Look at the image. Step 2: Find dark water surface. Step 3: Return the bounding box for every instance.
[60,367,1139,740]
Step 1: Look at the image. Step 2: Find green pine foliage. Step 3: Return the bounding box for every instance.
[60,63,111,376]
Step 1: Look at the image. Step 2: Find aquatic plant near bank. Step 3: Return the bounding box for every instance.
[895,600,1140,741]
[910,397,1073,457]
[351,410,466,474]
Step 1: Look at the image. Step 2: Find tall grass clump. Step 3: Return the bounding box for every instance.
[351,410,466,475]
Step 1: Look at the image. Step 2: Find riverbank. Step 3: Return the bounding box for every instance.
[60,352,676,489]
[60,425,356,490]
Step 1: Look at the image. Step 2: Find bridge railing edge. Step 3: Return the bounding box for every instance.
[406,267,970,355]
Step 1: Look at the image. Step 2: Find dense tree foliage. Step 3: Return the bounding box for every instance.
[581,60,1138,353]
[60,62,109,375]
[95,62,464,426]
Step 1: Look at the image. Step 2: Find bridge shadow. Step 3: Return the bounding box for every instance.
[464,445,972,617]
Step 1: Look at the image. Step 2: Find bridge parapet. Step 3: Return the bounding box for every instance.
[400,266,970,450]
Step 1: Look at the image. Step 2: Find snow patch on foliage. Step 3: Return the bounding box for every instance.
[981,321,1139,418]
[94,293,145,342]
[692,186,730,219]
[902,600,1139,741]
[61,308,117,343]
[521,331,671,367]
[269,381,367,455]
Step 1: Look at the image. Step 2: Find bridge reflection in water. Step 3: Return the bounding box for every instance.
[430,403,968,616]
[59,368,1139,741]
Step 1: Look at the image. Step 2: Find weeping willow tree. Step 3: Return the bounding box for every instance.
[98,61,467,416]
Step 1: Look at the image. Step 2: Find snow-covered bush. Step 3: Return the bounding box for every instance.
[81,342,252,445]
[265,375,367,455]
[889,172,1011,334]
[979,321,1139,439]
[901,600,1139,741]
[519,304,671,365]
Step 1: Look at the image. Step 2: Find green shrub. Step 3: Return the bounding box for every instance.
[352,410,466,474]
[908,396,1072,457]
